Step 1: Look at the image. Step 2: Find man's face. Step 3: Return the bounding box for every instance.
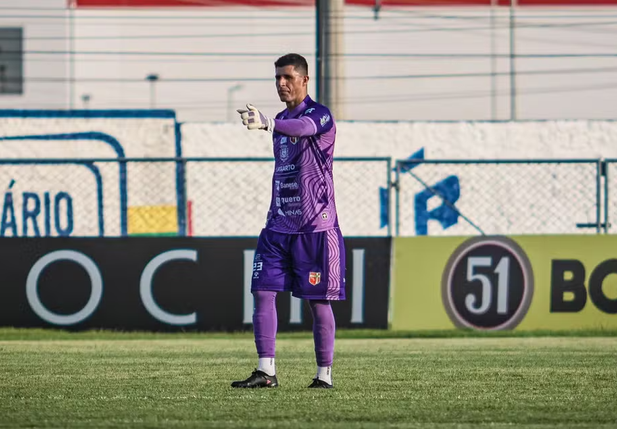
[275,65,308,104]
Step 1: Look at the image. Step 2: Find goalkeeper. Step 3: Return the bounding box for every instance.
[232,53,346,389]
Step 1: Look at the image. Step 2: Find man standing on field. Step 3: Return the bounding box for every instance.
[232,53,346,389]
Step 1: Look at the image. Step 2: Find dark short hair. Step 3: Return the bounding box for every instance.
[274,53,309,76]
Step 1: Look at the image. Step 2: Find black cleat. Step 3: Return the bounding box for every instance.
[307,378,333,389]
[231,370,279,388]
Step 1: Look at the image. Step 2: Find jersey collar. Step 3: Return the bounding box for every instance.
[286,95,313,118]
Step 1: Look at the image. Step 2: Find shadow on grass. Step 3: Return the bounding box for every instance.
[1,327,616,341]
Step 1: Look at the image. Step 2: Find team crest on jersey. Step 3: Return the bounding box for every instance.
[309,272,321,286]
[280,145,289,161]
[290,137,299,144]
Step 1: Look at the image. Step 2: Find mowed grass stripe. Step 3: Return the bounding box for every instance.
[0,338,616,428]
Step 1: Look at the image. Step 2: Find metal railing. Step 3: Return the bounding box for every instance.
[0,156,614,237]
[184,157,392,237]
[605,160,617,235]
[395,159,606,236]
[0,157,392,237]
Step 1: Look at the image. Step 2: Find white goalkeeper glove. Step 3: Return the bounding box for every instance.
[237,104,274,133]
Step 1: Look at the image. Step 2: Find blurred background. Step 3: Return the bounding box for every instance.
[1,0,617,240]
[0,0,616,334]
[1,0,617,122]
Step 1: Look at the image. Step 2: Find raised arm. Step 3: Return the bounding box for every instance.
[237,104,333,137]
[272,117,317,137]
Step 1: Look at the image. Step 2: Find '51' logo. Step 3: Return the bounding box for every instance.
[441,236,534,331]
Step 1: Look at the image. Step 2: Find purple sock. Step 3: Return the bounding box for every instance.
[309,300,335,367]
[252,291,277,358]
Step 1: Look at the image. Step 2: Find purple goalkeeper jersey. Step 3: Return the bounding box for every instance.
[265,95,339,234]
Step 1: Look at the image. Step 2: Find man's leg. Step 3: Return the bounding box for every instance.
[232,230,291,388]
[253,290,278,376]
[291,229,345,388]
[231,290,280,388]
[308,300,336,388]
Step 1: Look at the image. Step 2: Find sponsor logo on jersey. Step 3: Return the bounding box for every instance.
[275,164,296,173]
[281,196,301,203]
[280,145,288,161]
[309,272,321,286]
[280,181,299,190]
[280,136,288,144]
[305,108,316,114]
[253,256,263,279]
[290,137,299,145]
[320,114,331,126]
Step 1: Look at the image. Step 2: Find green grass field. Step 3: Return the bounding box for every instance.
[1,330,616,428]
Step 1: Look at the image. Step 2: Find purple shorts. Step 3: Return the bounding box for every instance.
[251,228,346,300]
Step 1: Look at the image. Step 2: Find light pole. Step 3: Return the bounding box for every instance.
[81,94,91,109]
[146,74,159,109]
[227,83,243,122]
[0,46,6,94]
[0,64,5,94]
[490,0,498,120]
[509,0,517,121]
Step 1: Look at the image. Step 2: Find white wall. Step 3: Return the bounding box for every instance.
[184,120,617,237]
[0,116,615,237]
[0,0,70,109]
[183,120,617,159]
[0,115,176,236]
